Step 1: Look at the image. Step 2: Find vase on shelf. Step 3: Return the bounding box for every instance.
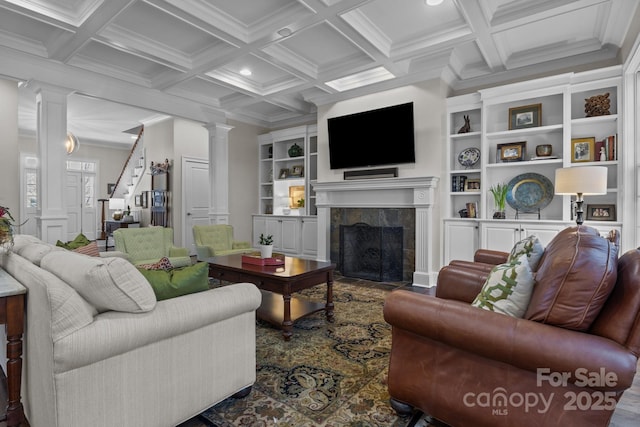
[489,183,508,220]
[288,143,303,157]
[493,211,506,220]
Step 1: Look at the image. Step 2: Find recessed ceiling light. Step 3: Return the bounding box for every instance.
[278,28,292,37]
[240,68,252,76]
[426,0,443,5]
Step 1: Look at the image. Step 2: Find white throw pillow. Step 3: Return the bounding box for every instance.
[471,254,536,318]
[508,235,544,271]
[40,250,156,313]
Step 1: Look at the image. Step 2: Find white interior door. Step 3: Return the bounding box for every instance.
[66,161,98,241]
[183,157,211,255]
[20,153,38,237]
[66,172,83,240]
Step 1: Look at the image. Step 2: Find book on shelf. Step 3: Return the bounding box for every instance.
[595,135,617,161]
[451,175,467,192]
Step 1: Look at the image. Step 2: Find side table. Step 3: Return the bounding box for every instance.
[0,268,26,427]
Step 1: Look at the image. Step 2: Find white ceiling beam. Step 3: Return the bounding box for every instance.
[456,0,505,71]
[47,0,136,62]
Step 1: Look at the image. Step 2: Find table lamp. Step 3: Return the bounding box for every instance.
[109,198,125,221]
[555,166,607,225]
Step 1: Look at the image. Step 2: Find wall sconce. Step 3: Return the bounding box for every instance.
[65,132,79,154]
[555,166,607,225]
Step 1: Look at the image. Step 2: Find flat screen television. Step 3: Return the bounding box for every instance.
[328,102,415,170]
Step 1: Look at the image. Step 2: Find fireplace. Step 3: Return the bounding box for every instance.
[314,177,439,287]
[340,223,404,281]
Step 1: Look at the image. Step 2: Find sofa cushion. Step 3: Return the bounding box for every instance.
[507,235,544,271]
[16,242,64,266]
[40,250,157,313]
[72,241,101,257]
[138,262,209,301]
[471,254,535,318]
[0,246,97,342]
[524,225,618,331]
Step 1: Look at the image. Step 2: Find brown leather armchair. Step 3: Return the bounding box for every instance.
[384,226,640,427]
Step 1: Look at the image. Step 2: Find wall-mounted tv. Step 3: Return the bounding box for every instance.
[328,102,415,170]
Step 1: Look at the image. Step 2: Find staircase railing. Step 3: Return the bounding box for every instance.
[110,126,145,202]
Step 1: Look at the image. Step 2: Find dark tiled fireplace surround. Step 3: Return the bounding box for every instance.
[331,208,415,282]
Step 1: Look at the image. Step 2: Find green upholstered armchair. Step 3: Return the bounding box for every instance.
[192,224,253,259]
[113,227,191,267]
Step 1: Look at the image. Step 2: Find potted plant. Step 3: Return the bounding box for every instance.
[489,183,508,219]
[259,233,274,258]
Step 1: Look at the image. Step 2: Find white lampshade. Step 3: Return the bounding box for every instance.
[108,198,125,210]
[555,166,607,195]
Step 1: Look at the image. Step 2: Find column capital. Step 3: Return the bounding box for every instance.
[24,80,73,98]
[203,122,234,136]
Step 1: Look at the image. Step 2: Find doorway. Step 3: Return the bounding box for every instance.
[182,157,211,255]
[66,160,98,241]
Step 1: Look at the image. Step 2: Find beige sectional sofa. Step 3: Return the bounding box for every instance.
[0,234,261,427]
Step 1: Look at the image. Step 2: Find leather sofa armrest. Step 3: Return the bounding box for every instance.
[233,241,251,249]
[448,260,495,273]
[473,249,509,265]
[169,246,190,257]
[384,290,638,390]
[435,265,488,303]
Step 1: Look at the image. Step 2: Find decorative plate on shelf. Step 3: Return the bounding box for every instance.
[506,173,554,213]
[457,147,481,168]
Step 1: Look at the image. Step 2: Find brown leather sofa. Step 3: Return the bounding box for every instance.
[384,226,640,427]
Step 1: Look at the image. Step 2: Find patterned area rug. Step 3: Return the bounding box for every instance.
[200,278,438,427]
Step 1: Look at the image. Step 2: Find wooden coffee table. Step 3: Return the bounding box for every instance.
[202,254,335,341]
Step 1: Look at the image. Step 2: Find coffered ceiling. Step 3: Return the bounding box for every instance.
[1,0,638,146]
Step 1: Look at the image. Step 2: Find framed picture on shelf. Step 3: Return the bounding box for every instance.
[497,141,526,162]
[278,168,289,179]
[290,165,304,177]
[571,137,595,163]
[464,179,481,191]
[586,204,616,221]
[509,103,541,130]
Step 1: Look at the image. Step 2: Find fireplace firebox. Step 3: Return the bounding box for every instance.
[339,223,403,282]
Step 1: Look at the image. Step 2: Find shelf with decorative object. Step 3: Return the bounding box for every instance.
[443,66,624,263]
[257,125,317,216]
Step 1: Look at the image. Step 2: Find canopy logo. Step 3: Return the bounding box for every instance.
[462,368,619,415]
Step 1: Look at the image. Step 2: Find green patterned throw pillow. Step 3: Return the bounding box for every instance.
[507,235,544,271]
[471,254,535,318]
[138,262,209,301]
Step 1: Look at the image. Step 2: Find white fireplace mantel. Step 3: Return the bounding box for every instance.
[314,176,439,287]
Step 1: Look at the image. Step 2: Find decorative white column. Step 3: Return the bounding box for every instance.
[204,122,234,224]
[32,83,71,244]
[413,185,437,286]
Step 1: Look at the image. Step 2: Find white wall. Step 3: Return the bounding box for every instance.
[316,78,448,270]
[228,119,266,243]
[0,79,19,217]
[142,117,263,245]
